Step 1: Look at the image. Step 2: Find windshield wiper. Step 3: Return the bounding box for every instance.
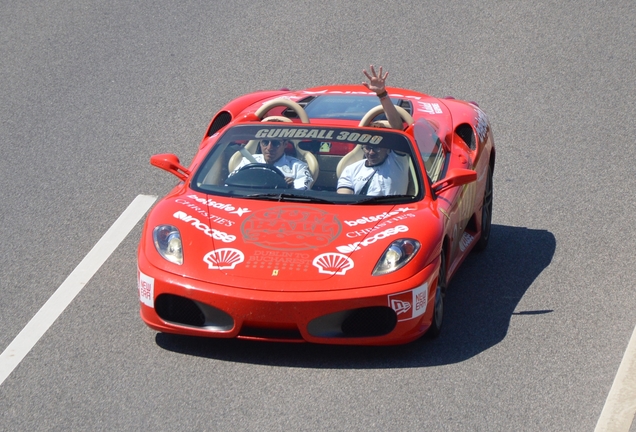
[243,193,334,204]
[352,195,415,205]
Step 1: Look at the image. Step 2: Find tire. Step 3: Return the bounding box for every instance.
[426,251,446,339]
[475,165,493,251]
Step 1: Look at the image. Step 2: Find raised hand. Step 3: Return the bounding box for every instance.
[362,65,389,95]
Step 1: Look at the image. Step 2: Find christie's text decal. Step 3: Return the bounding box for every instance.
[203,248,245,270]
[312,252,354,276]
[241,206,341,251]
[346,212,415,238]
[344,207,414,227]
[187,194,250,217]
[336,225,409,253]
[388,284,428,321]
[175,198,234,227]
[173,211,236,243]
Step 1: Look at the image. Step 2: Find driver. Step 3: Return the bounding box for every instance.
[230,139,313,190]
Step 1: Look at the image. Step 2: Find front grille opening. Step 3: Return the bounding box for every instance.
[239,325,303,341]
[155,294,234,331]
[307,307,397,338]
[341,307,397,337]
[156,294,205,327]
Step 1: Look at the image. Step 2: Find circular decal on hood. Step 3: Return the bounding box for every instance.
[241,206,341,251]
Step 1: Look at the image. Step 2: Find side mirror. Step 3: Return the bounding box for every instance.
[431,169,477,195]
[150,154,191,181]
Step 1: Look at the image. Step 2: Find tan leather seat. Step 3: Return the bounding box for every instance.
[336,120,390,178]
[336,145,365,178]
[228,139,260,172]
[294,143,319,188]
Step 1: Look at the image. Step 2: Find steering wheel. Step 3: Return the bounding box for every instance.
[225,163,289,189]
[255,98,310,124]
[238,163,285,178]
[358,105,414,127]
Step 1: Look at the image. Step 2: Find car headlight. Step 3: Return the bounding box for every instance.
[153,225,183,265]
[372,239,420,276]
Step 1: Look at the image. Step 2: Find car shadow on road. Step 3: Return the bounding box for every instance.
[155,224,556,368]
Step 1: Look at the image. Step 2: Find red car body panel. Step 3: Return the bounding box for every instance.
[137,84,495,345]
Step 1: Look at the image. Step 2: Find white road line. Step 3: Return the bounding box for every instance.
[595,323,636,431]
[0,194,156,387]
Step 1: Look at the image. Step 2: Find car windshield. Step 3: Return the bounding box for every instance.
[191,124,423,204]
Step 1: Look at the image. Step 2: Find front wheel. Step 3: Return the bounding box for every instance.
[475,165,493,251]
[426,251,446,339]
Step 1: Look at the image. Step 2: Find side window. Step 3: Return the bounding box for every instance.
[413,120,446,183]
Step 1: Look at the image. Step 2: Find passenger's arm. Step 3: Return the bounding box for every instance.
[363,65,403,130]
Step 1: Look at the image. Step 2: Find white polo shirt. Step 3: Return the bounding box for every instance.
[232,154,313,190]
[338,151,409,195]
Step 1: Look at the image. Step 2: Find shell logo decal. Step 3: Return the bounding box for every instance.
[203,248,245,270]
[312,253,354,276]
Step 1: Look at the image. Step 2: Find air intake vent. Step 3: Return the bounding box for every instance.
[455,123,476,150]
[307,307,397,338]
[341,307,397,337]
[206,111,232,136]
[155,294,205,327]
[397,99,413,115]
[282,96,316,118]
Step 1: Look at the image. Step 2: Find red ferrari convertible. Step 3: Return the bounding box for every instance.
[137,84,495,345]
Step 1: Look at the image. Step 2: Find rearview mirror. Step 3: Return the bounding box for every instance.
[431,168,477,195]
[150,153,191,181]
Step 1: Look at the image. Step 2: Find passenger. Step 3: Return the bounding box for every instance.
[337,66,409,195]
[231,139,313,190]
[337,142,409,195]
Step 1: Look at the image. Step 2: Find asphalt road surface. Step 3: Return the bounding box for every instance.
[1,1,635,430]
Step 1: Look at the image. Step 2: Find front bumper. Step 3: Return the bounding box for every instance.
[137,252,440,346]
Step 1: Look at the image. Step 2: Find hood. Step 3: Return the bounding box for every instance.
[148,190,437,291]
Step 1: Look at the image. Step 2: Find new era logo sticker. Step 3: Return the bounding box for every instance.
[138,270,154,308]
[388,283,428,321]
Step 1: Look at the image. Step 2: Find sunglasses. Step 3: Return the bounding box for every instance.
[261,140,283,148]
[362,145,384,152]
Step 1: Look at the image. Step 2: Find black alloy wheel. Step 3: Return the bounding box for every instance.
[475,165,493,251]
[426,250,446,339]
